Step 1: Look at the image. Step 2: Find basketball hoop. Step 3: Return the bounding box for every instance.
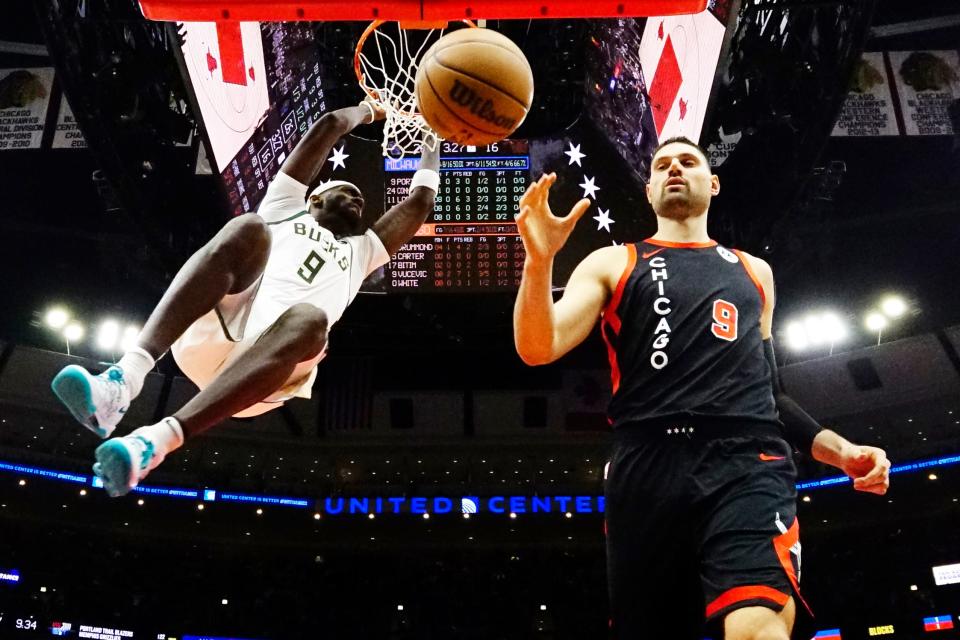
[354,20,476,158]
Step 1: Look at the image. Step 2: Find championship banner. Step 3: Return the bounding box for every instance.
[831,52,900,137]
[890,50,960,136]
[0,67,55,150]
[51,97,88,149]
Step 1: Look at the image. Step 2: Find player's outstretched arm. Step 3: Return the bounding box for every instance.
[514,173,610,366]
[752,254,891,495]
[281,100,385,186]
[372,137,440,256]
[811,431,891,495]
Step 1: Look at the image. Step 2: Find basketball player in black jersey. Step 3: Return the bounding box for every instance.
[513,137,891,640]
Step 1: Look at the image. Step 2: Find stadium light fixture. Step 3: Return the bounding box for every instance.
[881,295,907,318]
[63,322,84,345]
[786,311,847,354]
[44,307,69,330]
[120,325,141,352]
[865,313,887,331]
[785,321,809,352]
[865,312,888,345]
[96,319,121,351]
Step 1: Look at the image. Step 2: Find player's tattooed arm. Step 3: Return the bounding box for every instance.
[281,99,385,187]
[372,138,439,256]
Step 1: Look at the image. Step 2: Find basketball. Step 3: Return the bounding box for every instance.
[415,28,534,146]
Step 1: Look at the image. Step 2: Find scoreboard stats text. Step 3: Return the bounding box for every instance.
[222,62,327,216]
[382,140,529,291]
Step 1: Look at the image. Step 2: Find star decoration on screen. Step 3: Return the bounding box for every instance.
[579,176,600,199]
[593,207,615,232]
[564,142,586,166]
[328,145,349,170]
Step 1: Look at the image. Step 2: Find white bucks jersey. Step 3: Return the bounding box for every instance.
[252,172,389,332]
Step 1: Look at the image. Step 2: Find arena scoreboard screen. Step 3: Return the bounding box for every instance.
[382,140,529,291]
[173,16,730,293]
[174,21,535,293]
[173,21,330,215]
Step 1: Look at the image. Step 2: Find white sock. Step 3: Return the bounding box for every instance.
[131,417,184,457]
[115,346,155,399]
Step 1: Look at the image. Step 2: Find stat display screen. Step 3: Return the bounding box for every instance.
[219,59,328,216]
[174,21,333,216]
[382,140,529,291]
[176,20,672,293]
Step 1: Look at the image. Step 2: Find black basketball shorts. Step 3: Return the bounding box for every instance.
[604,417,809,639]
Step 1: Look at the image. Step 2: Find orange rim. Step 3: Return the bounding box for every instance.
[353,19,477,115]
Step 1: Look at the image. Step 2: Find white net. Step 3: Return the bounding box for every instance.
[356,22,452,158]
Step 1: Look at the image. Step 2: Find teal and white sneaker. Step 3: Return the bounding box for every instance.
[51,365,130,438]
[93,433,165,498]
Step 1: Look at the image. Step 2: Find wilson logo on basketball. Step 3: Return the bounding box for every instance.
[448,79,517,130]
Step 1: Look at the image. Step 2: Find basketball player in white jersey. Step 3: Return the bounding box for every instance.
[51,100,441,497]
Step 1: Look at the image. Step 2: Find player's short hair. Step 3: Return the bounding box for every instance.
[651,136,711,172]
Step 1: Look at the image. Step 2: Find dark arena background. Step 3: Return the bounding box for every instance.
[1,0,960,638]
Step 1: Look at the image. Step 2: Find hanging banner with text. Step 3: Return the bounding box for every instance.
[890,50,959,136]
[832,50,960,137]
[0,67,55,150]
[52,97,87,149]
[832,52,899,137]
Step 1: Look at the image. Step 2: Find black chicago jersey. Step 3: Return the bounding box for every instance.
[601,238,779,428]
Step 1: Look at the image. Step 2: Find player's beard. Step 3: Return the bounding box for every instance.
[654,189,710,221]
[314,210,369,239]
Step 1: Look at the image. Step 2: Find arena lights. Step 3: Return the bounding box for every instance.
[880,295,907,318]
[785,295,915,352]
[784,312,847,353]
[44,307,69,330]
[96,320,120,350]
[864,295,912,345]
[865,312,887,332]
[41,305,142,355]
[63,322,84,343]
